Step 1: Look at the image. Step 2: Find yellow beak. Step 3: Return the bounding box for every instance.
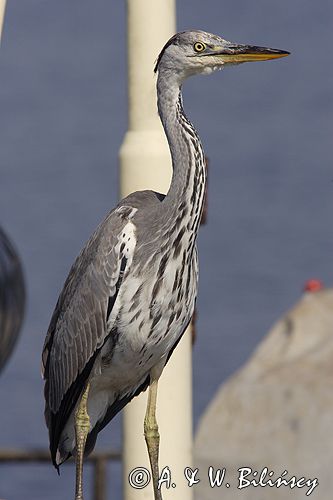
[213,44,290,63]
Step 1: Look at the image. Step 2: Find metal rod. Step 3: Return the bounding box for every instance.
[0,449,121,463]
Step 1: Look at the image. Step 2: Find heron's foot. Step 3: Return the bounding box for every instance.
[74,383,91,500]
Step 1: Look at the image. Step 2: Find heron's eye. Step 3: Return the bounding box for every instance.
[193,42,206,53]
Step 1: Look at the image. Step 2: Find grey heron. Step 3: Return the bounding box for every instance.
[0,226,25,373]
[42,30,289,500]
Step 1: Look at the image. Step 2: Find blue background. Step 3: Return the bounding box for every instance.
[0,0,332,498]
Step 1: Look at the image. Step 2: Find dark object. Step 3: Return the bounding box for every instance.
[0,226,25,373]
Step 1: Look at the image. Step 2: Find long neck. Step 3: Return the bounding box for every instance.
[157,73,206,235]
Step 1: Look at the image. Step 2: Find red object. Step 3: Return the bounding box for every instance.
[304,279,324,293]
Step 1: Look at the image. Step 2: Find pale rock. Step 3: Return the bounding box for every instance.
[194,288,333,499]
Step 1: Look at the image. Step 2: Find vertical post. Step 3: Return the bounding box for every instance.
[120,2,193,500]
[0,0,6,43]
[93,457,107,500]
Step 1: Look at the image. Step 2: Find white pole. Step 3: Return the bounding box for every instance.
[0,0,6,43]
[120,2,193,500]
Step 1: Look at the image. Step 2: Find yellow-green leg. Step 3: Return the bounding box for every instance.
[144,379,162,500]
[74,383,90,500]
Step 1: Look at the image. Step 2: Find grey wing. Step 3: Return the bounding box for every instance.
[42,204,137,464]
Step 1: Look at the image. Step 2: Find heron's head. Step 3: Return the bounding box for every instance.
[154,30,289,82]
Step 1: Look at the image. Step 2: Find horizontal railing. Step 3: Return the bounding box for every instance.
[0,448,122,500]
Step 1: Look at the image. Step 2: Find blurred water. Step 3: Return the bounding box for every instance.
[0,0,332,498]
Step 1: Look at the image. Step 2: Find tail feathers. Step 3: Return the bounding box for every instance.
[50,375,151,473]
[54,449,71,474]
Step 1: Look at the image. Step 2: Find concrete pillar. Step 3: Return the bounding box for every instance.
[0,0,6,43]
[120,1,193,499]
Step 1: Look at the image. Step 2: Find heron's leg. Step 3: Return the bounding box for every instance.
[144,379,162,500]
[74,382,90,500]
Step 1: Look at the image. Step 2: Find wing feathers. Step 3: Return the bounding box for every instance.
[43,206,137,419]
[42,191,165,466]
